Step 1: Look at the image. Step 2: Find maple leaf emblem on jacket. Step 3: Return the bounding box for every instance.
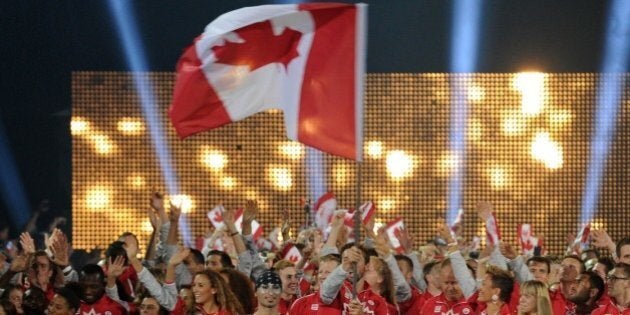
[212,20,302,71]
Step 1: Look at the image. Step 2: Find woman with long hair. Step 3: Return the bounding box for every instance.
[517,280,553,315]
[476,265,514,315]
[218,268,256,314]
[363,256,397,314]
[192,270,244,315]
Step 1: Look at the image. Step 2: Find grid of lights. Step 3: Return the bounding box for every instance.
[72,72,629,254]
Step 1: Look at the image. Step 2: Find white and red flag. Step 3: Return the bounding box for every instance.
[207,206,263,239]
[385,217,405,254]
[281,243,303,264]
[169,3,367,160]
[314,191,337,230]
[449,208,464,239]
[518,224,538,255]
[342,201,376,228]
[571,222,591,251]
[485,213,502,246]
[207,205,226,229]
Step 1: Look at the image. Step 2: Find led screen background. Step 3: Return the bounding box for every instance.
[72,72,629,254]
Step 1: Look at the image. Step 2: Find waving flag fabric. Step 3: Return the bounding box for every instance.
[314,191,337,230]
[485,212,502,246]
[169,3,367,160]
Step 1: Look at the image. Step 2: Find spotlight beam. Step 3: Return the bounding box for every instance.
[107,0,191,246]
[447,0,483,225]
[580,0,630,224]
[0,118,30,228]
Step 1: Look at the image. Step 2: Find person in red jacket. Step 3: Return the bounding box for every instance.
[420,259,474,315]
[253,270,283,315]
[274,259,299,314]
[565,271,605,315]
[476,266,514,315]
[592,263,630,315]
[289,254,343,315]
[78,264,127,315]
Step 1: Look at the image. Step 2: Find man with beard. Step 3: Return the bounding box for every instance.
[253,270,283,315]
[566,270,605,315]
[78,264,126,314]
[592,263,630,315]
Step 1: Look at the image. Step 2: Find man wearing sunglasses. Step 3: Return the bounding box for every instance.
[592,263,630,315]
[254,270,283,315]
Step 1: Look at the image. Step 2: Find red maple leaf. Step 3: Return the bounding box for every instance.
[212,211,223,223]
[211,20,302,71]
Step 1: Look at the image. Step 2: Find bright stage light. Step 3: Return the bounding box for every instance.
[201,148,227,171]
[365,141,383,159]
[269,166,292,191]
[279,141,304,160]
[530,132,563,169]
[220,177,236,190]
[71,117,91,135]
[501,112,525,135]
[386,150,414,180]
[513,72,546,116]
[379,198,395,211]
[467,118,483,142]
[85,186,112,210]
[436,152,459,178]
[117,118,145,135]
[169,194,194,214]
[89,134,116,155]
[127,174,146,189]
[467,85,485,102]
[487,165,508,190]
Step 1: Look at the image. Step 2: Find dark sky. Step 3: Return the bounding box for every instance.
[0,0,612,230]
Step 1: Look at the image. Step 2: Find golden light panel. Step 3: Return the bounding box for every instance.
[279,141,304,160]
[365,140,384,159]
[70,116,91,135]
[117,117,145,135]
[386,150,414,180]
[89,134,116,155]
[200,147,227,171]
[487,165,509,190]
[220,176,236,190]
[168,194,194,214]
[85,186,112,210]
[268,166,292,191]
[72,72,630,255]
[513,72,546,116]
[530,132,563,169]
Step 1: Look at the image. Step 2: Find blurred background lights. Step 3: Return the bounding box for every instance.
[168,194,194,214]
[219,177,236,190]
[501,113,526,135]
[70,117,91,135]
[365,141,384,159]
[127,174,146,188]
[379,198,395,211]
[386,150,414,179]
[547,109,572,129]
[201,148,227,171]
[117,117,145,135]
[467,85,485,102]
[437,152,459,177]
[85,186,112,210]
[89,134,116,154]
[467,118,483,142]
[279,141,304,160]
[530,132,563,169]
[269,167,292,191]
[487,165,508,190]
[513,72,546,116]
[332,162,349,185]
[141,219,153,233]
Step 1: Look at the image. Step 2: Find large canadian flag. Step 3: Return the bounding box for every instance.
[169,3,367,160]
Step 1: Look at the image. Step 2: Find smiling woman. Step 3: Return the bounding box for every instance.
[192,270,243,315]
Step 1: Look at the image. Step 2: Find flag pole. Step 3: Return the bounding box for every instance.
[351,160,362,299]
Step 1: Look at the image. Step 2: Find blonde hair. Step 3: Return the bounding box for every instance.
[518,280,553,315]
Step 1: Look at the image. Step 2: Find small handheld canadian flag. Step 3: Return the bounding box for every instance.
[207,205,226,229]
[314,192,337,231]
[518,224,538,255]
[281,244,302,264]
[385,218,405,253]
[485,213,502,246]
